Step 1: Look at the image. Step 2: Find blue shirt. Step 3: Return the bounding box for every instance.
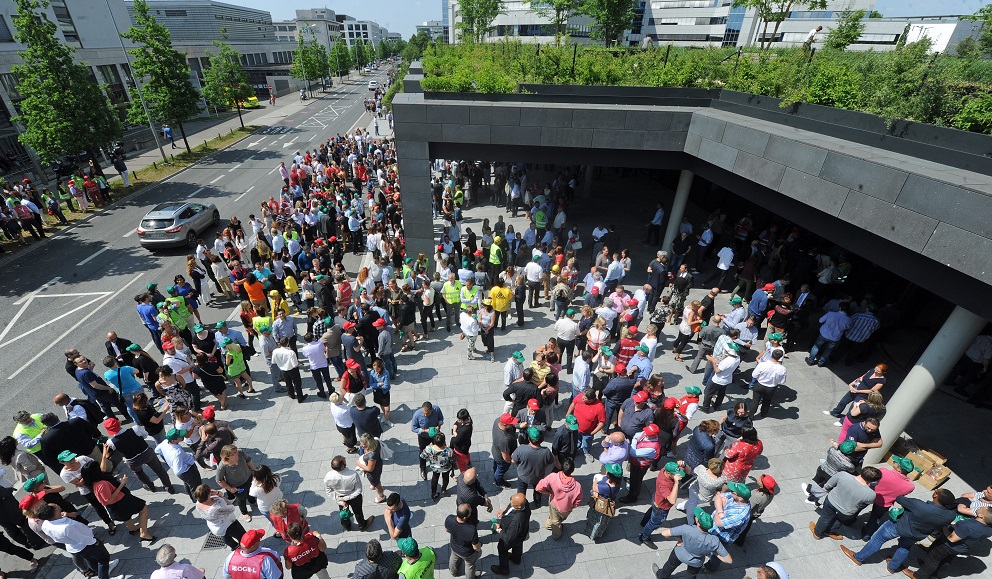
[628,354,653,381]
[710,492,752,542]
[103,366,143,395]
[137,303,159,330]
[390,500,412,538]
[747,290,768,317]
[369,368,390,393]
[845,312,880,343]
[819,310,853,342]
[155,441,195,475]
[411,405,444,438]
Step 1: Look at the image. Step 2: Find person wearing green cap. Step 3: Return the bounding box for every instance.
[859,455,916,539]
[639,461,686,545]
[510,429,556,509]
[651,506,732,579]
[135,292,165,353]
[155,428,202,501]
[810,466,882,541]
[396,536,436,579]
[804,440,858,507]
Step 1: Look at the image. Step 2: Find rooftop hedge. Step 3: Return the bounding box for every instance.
[419,40,992,134]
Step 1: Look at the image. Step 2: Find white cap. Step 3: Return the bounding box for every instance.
[765,562,789,579]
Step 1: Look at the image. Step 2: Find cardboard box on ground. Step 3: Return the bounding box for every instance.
[882,437,951,489]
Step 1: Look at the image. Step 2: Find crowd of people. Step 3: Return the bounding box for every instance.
[1,75,990,579]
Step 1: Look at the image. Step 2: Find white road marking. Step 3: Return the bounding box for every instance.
[245,186,255,193]
[228,163,242,172]
[122,228,136,238]
[8,274,146,380]
[234,192,248,202]
[0,276,60,343]
[12,277,60,306]
[0,294,109,349]
[187,186,206,198]
[209,176,223,184]
[248,138,266,147]
[268,167,278,174]
[76,247,109,267]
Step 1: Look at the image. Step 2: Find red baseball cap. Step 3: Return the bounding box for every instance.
[345,358,361,370]
[632,391,648,403]
[240,528,265,548]
[760,474,777,490]
[527,398,540,410]
[762,283,775,291]
[18,492,45,512]
[614,362,627,374]
[329,236,337,242]
[499,413,519,425]
[102,417,121,435]
[202,405,216,421]
[162,341,175,349]
[628,299,638,306]
[473,249,483,256]
[373,318,386,328]
[628,325,638,334]
[590,287,599,294]
[342,321,356,330]
[663,397,678,410]
[643,423,660,436]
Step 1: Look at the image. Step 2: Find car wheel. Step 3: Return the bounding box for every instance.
[212,211,220,226]
[185,231,196,248]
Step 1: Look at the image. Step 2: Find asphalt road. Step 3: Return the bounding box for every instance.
[0,69,389,416]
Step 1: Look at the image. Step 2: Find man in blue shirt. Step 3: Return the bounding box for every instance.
[703,482,752,571]
[652,508,732,579]
[644,202,664,247]
[101,356,144,425]
[806,304,853,367]
[155,428,202,500]
[135,293,163,353]
[384,493,412,540]
[747,284,772,320]
[411,402,444,479]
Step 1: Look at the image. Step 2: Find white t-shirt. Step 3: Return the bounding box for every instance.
[712,355,741,386]
[751,360,787,387]
[248,481,284,514]
[716,247,735,271]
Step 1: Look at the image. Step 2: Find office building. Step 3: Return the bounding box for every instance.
[336,14,389,50]
[416,20,449,43]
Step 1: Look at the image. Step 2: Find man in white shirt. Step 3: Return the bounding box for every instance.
[604,254,625,294]
[710,245,735,291]
[701,343,741,412]
[459,307,481,361]
[632,285,650,320]
[554,308,580,373]
[272,337,307,403]
[591,225,608,257]
[39,503,121,579]
[750,350,787,417]
[644,203,664,246]
[523,255,544,309]
[504,350,525,387]
[692,224,714,273]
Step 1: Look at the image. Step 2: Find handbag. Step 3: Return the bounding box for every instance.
[571,241,583,250]
[590,495,616,517]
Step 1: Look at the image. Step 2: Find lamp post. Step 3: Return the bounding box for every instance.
[105,0,168,164]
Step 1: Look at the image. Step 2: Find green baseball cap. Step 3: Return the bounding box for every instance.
[166,285,176,294]
[512,351,525,363]
[604,463,623,476]
[685,386,702,396]
[125,344,141,352]
[635,345,649,354]
[316,274,327,281]
[259,325,272,333]
[146,283,158,291]
[397,537,419,557]
[532,254,541,261]
[726,342,741,353]
[728,481,752,499]
[166,428,186,440]
[694,507,714,530]
[729,296,743,305]
[565,308,576,316]
[324,316,333,325]
[767,332,783,341]
[565,414,579,431]
[891,455,915,473]
[156,302,166,308]
[220,337,233,346]
[215,320,228,329]
[839,440,857,455]
[888,505,905,522]
[193,324,205,333]
[427,427,439,438]
[664,462,685,478]
[22,473,45,492]
[600,345,613,356]
[527,426,541,441]
[57,451,78,463]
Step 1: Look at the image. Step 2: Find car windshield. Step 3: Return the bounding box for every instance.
[141,218,174,229]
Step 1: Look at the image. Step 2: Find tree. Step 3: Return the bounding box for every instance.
[526,0,583,42]
[456,0,505,43]
[955,35,982,59]
[963,4,992,56]
[122,0,201,153]
[200,40,252,128]
[404,31,431,60]
[733,0,828,50]
[9,0,122,164]
[823,9,865,51]
[329,39,352,78]
[577,0,637,47]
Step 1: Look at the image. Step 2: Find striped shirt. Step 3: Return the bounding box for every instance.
[710,492,752,542]
[845,312,880,343]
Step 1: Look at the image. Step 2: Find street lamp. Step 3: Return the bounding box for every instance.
[104,0,168,164]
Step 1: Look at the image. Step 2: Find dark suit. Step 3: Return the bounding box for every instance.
[495,502,532,572]
[38,417,100,473]
[787,291,818,348]
[105,337,135,367]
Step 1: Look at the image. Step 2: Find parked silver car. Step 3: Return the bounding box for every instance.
[137,201,219,249]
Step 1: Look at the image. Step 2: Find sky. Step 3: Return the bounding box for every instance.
[221,0,988,40]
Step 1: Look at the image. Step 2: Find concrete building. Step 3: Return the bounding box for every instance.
[337,14,388,51]
[124,0,275,42]
[274,8,342,50]
[416,20,449,44]
[449,0,598,44]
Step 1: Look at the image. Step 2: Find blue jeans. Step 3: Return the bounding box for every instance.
[639,504,670,541]
[382,353,398,378]
[701,364,715,389]
[604,400,621,428]
[856,520,914,571]
[329,355,345,377]
[579,432,593,455]
[516,479,542,506]
[684,485,702,525]
[121,391,143,425]
[808,335,839,366]
[493,459,510,485]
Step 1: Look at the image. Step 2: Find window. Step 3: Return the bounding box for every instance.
[50,0,80,44]
[0,73,20,99]
[0,16,13,42]
[163,10,187,17]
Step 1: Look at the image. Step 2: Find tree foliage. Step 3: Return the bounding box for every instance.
[733,0,828,50]
[419,40,992,135]
[201,40,252,127]
[9,0,122,162]
[404,31,431,61]
[577,0,637,47]
[963,4,992,57]
[456,0,505,43]
[823,9,866,51]
[290,35,329,91]
[526,0,583,42]
[121,0,201,153]
[329,40,353,77]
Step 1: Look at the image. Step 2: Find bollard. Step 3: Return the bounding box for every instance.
[171,154,175,162]
[153,162,157,171]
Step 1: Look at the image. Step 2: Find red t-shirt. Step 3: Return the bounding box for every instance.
[571,399,606,434]
[653,473,676,510]
[284,533,320,566]
[92,480,124,506]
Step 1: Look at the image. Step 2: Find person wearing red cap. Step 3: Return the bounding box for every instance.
[747,283,774,320]
[618,390,655,440]
[622,423,662,504]
[340,359,368,405]
[733,474,778,546]
[222,528,282,579]
[514,399,549,434]
[102,418,175,495]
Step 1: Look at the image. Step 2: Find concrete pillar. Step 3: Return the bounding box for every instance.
[662,170,694,252]
[864,305,986,464]
[580,165,595,198]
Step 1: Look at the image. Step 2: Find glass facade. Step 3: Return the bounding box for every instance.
[722,4,745,46]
